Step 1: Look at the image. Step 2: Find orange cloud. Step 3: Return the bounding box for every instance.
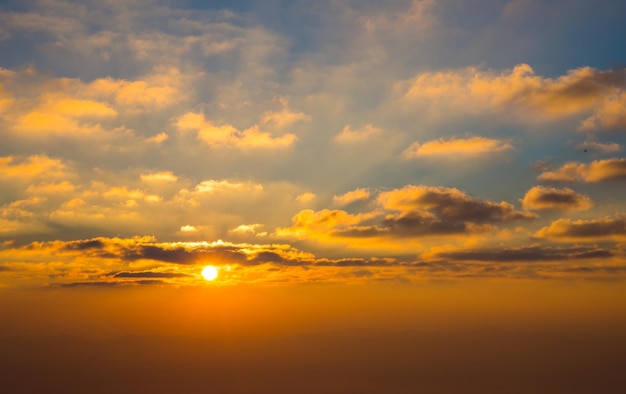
[403,136,513,159]
[193,179,263,194]
[140,171,178,182]
[0,154,69,179]
[579,92,626,131]
[538,158,626,182]
[334,124,383,142]
[296,192,316,203]
[398,64,626,124]
[176,112,296,150]
[378,185,535,223]
[261,98,311,128]
[88,67,184,111]
[521,186,592,211]
[535,216,626,241]
[333,188,371,205]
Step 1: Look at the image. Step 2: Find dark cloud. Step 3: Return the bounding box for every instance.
[112,271,191,279]
[62,239,107,250]
[382,212,471,236]
[59,281,121,288]
[121,245,248,265]
[378,185,536,224]
[521,186,592,211]
[437,245,613,262]
[536,216,626,240]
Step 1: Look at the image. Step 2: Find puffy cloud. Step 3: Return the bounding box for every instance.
[278,185,535,247]
[403,136,513,159]
[0,154,69,180]
[397,64,626,125]
[176,112,296,150]
[88,68,184,111]
[579,92,626,131]
[278,209,381,237]
[333,188,371,206]
[334,124,383,143]
[296,192,316,203]
[535,215,626,241]
[378,185,535,223]
[538,158,626,182]
[521,186,592,211]
[230,224,267,237]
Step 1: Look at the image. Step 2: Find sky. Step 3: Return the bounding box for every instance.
[1,0,626,392]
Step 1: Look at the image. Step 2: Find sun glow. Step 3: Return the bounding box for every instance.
[201,265,218,281]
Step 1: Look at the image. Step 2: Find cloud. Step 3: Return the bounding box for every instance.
[0,155,69,180]
[140,171,178,182]
[333,188,371,206]
[436,245,613,262]
[261,98,311,128]
[176,112,296,150]
[296,192,316,203]
[334,124,383,142]
[378,185,535,223]
[579,92,626,131]
[112,271,191,279]
[403,136,513,159]
[230,224,267,237]
[193,179,263,194]
[537,158,626,182]
[397,64,626,125]
[576,140,620,154]
[535,215,626,241]
[278,185,536,245]
[521,186,593,211]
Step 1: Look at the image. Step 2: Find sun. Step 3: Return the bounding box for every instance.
[201,265,218,281]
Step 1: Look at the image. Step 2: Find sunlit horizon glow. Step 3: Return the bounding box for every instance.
[1,1,626,392]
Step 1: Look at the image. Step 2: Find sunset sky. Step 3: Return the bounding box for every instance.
[1,1,626,392]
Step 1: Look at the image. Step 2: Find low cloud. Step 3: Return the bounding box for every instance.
[333,188,371,206]
[334,124,383,143]
[176,112,296,150]
[577,141,620,154]
[397,64,626,128]
[378,185,535,223]
[437,245,612,262]
[538,158,626,182]
[403,136,512,159]
[521,186,592,211]
[535,215,626,241]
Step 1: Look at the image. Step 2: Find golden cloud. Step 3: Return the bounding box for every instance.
[334,124,383,143]
[538,158,626,182]
[0,154,69,180]
[378,185,535,223]
[176,112,296,150]
[579,92,626,131]
[535,216,626,242]
[521,186,592,211]
[398,64,626,125]
[333,188,371,205]
[140,171,178,182]
[403,136,513,159]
